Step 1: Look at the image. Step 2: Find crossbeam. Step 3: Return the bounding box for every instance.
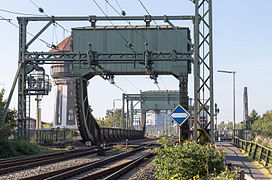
[25,51,193,64]
[18,15,194,22]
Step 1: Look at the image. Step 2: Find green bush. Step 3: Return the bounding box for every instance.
[153,137,225,180]
[0,139,42,159]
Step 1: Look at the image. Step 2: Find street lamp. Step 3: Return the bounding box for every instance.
[217,70,236,135]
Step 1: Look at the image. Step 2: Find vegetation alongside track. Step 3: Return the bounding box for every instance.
[0,89,57,159]
[0,138,56,159]
[153,137,239,180]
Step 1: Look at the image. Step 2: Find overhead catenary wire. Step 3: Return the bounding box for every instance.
[137,0,174,90]
[29,0,91,46]
[104,0,164,89]
[156,83,161,90]
[124,77,141,92]
[101,1,156,92]
[159,76,168,90]
[104,0,160,52]
[93,0,133,47]
[0,8,43,16]
[111,82,127,93]
[115,0,123,12]
[0,14,52,48]
[137,0,176,48]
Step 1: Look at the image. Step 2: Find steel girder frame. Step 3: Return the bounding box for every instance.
[193,0,214,143]
[17,20,27,138]
[121,88,189,139]
[1,2,214,143]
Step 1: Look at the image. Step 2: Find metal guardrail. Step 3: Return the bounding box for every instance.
[27,129,78,143]
[233,136,272,167]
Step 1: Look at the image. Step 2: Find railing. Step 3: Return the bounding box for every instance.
[233,136,272,167]
[101,128,143,142]
[27,129,79,143]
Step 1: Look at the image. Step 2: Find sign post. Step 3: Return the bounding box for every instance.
[171,105,190,143]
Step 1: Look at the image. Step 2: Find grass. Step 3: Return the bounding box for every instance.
[112,144,123,151]
[0,138,65,159]
[238,147,272,178]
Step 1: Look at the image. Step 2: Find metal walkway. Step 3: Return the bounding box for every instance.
[217,142,271,180]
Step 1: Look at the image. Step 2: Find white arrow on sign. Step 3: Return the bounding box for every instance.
[170,105,190,126]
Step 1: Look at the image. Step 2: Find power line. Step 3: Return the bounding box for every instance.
[137,0,175,48]
[93,0,131,47]
[159,76,168,90]
[29,0,90,46]
[124,77,141,92]
[0,14,52,48]
[155,83,161,90]
[104,0,160,52]
[115,0,123,12]
[0,9,43,16]
[109,80,127,93]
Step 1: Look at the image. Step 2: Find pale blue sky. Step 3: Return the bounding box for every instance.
[0,0,271,124]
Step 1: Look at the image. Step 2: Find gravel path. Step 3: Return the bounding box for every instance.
[128,160,157,180]
[0,151,119,180]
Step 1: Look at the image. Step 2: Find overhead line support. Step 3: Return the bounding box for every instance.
[193,0,214,144]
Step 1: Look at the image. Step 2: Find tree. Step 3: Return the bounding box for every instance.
[251,110,272,136]
[247,109,260,129]
[97,109,122,128]
[0,89,17,139]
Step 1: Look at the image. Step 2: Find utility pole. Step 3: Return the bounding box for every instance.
[218,70,236,136]
[215,103,220,141]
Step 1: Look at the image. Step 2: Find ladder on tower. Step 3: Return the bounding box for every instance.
[26,94,31,139]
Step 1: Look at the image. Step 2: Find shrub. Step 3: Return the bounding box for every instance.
[0,139,42,159]
[112,144,123,151]
[153,137,225,180]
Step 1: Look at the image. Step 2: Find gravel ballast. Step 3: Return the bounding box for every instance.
[0,151,120,180]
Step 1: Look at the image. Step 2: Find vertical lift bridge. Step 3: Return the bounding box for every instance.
[1,0,214,144]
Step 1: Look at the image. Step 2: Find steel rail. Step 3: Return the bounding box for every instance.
[0,147,111,175]
[103,151,153,180]
[0,146,96,166]
[45,146,147,180]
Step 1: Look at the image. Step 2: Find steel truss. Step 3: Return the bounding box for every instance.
[25,52,193,64]
[1,0,214,143]
[193,0,214,143]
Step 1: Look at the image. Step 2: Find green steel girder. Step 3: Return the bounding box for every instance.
[2,2,214,144]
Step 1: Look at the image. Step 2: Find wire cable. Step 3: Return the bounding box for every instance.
[115,0,123,12]
[124,77,141,92]
[159,76,168,90]
[0,9,43,16]
[0,14,52,48]
[93,0,131,46]
[109,80,127,93]
[30,0,90,46]
[156,83,161,90]
[104,0,160,52]
[138,0,176,48]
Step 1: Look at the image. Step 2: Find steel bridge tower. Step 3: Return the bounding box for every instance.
[1,0,214,143]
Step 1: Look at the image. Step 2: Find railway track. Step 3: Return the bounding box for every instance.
[0,139,158,178]
[19,144,156,180]
[0,145,109,175]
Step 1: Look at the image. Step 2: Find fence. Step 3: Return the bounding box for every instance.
[233,129,252,141]
[233,136,272,167]
[28,129,79,143]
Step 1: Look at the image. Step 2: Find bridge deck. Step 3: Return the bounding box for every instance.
[217,142,271,180]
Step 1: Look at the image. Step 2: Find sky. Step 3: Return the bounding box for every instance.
[0,0,272,126]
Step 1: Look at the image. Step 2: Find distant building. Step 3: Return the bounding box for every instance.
[26,117,52,130]
[50,36,78,130]
[144,105,209,135]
